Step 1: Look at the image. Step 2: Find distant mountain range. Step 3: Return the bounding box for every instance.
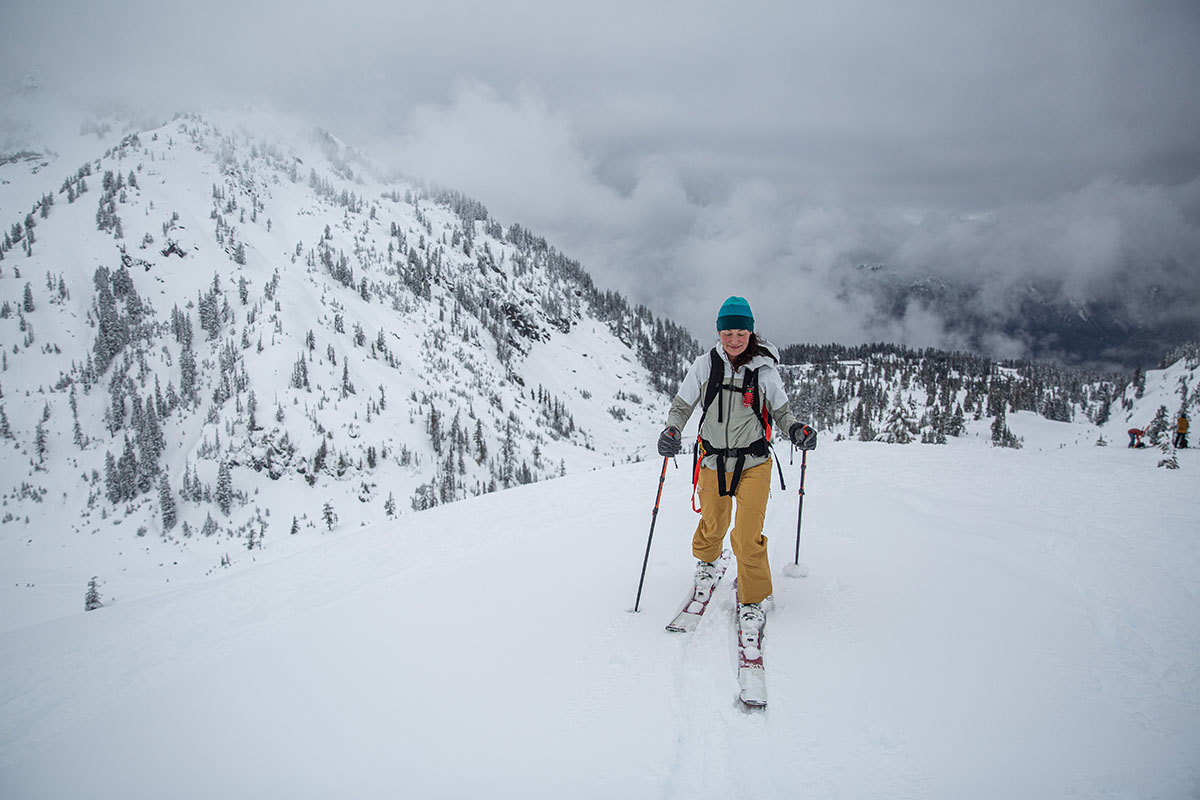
[849,262,1196,370]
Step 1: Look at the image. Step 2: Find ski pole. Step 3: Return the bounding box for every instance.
[633,457,670,612]
[793,448,808,565]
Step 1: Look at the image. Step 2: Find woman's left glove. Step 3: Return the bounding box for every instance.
[789,422,817,450]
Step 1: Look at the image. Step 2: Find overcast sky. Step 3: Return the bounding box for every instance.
[4,0,1200,357]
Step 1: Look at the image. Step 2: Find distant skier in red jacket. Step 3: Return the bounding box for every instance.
[1127,427,1146,448]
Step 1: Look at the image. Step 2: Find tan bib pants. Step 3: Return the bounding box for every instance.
[692,459,773,604]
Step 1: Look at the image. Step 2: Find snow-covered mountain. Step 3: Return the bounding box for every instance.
[1,102,701,621]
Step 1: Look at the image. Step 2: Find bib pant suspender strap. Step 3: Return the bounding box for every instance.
[700,436,768,496]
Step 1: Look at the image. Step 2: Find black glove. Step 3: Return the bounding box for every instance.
[789,422,817,450]
[657,425,683,457]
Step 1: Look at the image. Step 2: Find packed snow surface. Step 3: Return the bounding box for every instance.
[2,435,1197,799]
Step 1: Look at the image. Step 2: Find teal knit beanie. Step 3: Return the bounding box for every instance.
[716,296,754,332]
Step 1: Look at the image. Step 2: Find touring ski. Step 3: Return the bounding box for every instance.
[734,580,767,708]
[665,549,731,632]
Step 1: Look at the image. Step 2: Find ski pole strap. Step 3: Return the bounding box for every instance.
[769,444,787,491]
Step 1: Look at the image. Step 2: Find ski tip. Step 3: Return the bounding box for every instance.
[666,615,699,633]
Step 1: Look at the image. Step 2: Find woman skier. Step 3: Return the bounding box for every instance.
[656,296,817,636]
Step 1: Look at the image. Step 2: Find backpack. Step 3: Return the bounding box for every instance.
[691,347,786,512]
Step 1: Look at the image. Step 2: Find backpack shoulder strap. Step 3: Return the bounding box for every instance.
[701,347,724,414]
[745,363,787,491]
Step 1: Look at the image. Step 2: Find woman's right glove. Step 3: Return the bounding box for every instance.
[657,425,683,457]
[789,422,817,450]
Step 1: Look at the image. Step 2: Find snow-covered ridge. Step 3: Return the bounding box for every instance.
[0,106,695,625]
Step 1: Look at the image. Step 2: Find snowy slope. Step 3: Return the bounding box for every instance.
[1,423,1197,799]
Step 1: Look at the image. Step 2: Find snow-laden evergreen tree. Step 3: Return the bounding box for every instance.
[1147,405,1170,446]
[179,345,198,406]
[880,392,919,444]
[921,406,948,444]
[1158,437,1180,470]
[0,402,15,441]
[857,412,877,442]
[500,419,516,487]
[104,451,120,503]
[118,435,139,498]
[312,439,328,477]
[159,475,178,532]
[170,304,193,348]
[290,354,309,390]
[428,405,443,454]
[1092,384,1113,425]
[1041,393,1073,422]
[991,406,1022,449]
[34,419,47,467]
[474,419,488,463]
[69,386,86,450]
[198,281,222,341]
[0,405,9,440]
[92,268,126,374]
[84,577,103,611]
[216,461,232,516]
[438,455,457,504]
[414,481,439,511]
[948,404,966,437]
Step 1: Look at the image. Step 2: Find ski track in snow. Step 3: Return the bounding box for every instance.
[663,579,756,799]
[662,515,935,800]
